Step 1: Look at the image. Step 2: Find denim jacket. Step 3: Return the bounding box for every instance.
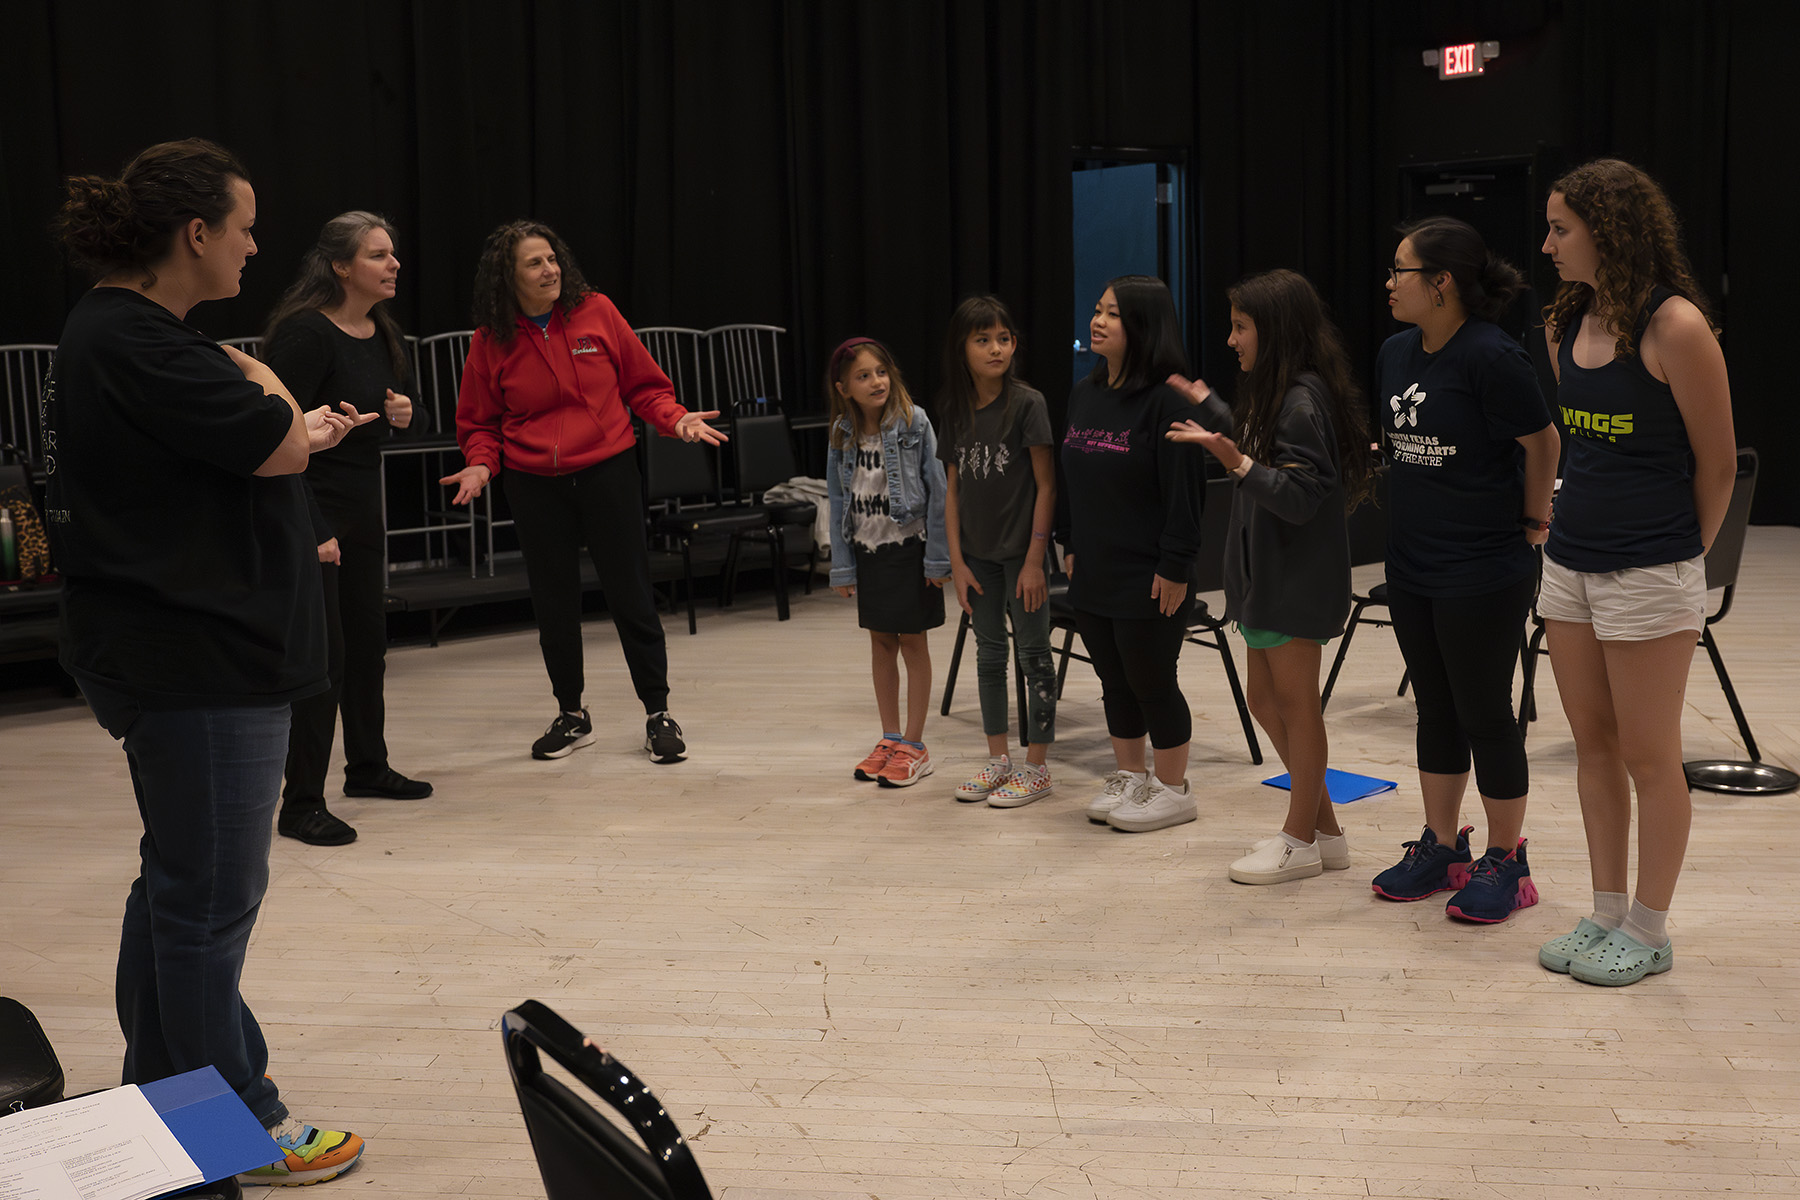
[826,407,950,587]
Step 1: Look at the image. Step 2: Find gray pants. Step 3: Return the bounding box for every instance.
[964,552,1056,743]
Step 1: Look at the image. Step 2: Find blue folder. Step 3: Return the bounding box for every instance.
[1262,767,1398,802]
[140,1066,282,1189]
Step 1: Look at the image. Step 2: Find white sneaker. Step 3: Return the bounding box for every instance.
[1085,770,1147,823]
[1107,777,1197,832]
[1230,836,1324,884]
[987,762,1054,808]
[1251,830,1350,870]
[955,756,1012,801]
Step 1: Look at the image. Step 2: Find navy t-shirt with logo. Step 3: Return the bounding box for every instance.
[1376,321,1553,597]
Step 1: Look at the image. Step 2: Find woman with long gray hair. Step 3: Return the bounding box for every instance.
[262,211,432,846]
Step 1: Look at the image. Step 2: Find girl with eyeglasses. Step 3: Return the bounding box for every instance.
[1370,217,1560,924]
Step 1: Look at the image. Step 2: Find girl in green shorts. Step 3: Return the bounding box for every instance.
[1168,269,1374,885]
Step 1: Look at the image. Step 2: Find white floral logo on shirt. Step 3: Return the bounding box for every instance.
[1390,383,1426,428]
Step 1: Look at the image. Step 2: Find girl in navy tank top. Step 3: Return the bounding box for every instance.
[1536,159,1738,987]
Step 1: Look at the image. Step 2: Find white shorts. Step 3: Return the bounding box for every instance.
[1537,554,1707,641]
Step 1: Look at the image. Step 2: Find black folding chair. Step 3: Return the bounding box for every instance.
[502,1000,712,1200]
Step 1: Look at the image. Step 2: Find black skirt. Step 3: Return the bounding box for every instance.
[853,538,945,634]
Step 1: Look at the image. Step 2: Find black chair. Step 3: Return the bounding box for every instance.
[716,412,818,620]
[648,413,816,631]
[1516,449,1794,793]
[502,1001,712,1200]
[1048,476,1263,765]
[1320,475,1405,712]
[643,431,725,635]
[1682,450,1796,792]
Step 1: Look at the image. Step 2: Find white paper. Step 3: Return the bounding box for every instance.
[0,1086,203,1200]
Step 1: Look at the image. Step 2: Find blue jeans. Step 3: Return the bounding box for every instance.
[82,682,291,1129]
[964,553,1056,743]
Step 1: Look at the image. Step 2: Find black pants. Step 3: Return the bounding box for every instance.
[505,453,670,715]
[1072,607,1191,748]
[284,488,389,805]
[1386,576,1534,801]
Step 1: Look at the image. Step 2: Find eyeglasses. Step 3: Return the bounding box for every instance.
[1387,266,1428,285]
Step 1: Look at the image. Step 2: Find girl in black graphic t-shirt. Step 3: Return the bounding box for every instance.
[1370,218,1559,926]
[1535,160,1737,987]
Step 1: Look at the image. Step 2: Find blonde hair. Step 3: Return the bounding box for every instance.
[824,338,915,448]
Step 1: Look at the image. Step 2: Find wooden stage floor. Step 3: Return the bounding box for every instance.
[3,529,1798,1199]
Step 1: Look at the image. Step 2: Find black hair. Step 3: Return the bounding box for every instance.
[1087,274,1188,390]
[1397,216,1525,323]
[937,294,1024,451]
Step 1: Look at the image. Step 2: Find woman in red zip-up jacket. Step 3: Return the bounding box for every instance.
[442,220,725,763]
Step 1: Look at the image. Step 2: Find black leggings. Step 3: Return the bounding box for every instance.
[1386,576,1534,800]
[1072,607,1191,748]
[504,454,669,715]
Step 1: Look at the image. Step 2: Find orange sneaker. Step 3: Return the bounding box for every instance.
[238,1119,365,1186]
[854,738,900,781]
[877,742,933,788]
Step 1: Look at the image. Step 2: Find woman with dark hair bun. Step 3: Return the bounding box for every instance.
[262,212,433,847]
[46,138,369,1185]
[1369,216,1560,925]
[1060,275,1226,834]
[1536,160,1736,987]
[442,221,726,763]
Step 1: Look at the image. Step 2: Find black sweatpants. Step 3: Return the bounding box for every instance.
[504,453,670,715]
[284,487,389,805]
[1072,606,1191,748]
[1386,575,1534,801]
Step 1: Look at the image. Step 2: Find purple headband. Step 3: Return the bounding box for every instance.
[829,336,884,376]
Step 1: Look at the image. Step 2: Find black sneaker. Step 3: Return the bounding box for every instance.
[343,768,433,800]
[278,803,357,846]
[645,712,686,763]
[532,709,595,760]
[1446,840,1540,923]
[1370,824,1472,901]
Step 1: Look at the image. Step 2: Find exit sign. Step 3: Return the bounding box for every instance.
[1423,40,1500,79]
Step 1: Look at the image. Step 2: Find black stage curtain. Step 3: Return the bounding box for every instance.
[2,1,1794,519]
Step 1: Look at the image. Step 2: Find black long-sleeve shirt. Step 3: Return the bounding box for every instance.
[1222,376,1352,639]
[1059,377,1220,618]
[262,311,418,540]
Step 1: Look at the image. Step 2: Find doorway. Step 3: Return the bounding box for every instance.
[1071,154,1192,388]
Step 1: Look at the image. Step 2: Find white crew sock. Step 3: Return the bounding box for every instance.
[1620,899,1670,948]
[1591,890,1629,931]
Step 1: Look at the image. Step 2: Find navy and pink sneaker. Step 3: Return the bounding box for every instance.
[1370,825,1473,901]
[1446,839,1540,923]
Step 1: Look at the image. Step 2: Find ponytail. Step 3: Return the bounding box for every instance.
[1400,216,1523,324]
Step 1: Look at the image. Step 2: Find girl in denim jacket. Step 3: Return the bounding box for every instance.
[825,338,950,788]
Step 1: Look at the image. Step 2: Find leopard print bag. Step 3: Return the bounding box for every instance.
[1,484,52,582]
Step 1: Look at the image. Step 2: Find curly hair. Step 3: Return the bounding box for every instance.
[1542,159,1718,357]
[1226,269,1374,509]
[471,220,596,342]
